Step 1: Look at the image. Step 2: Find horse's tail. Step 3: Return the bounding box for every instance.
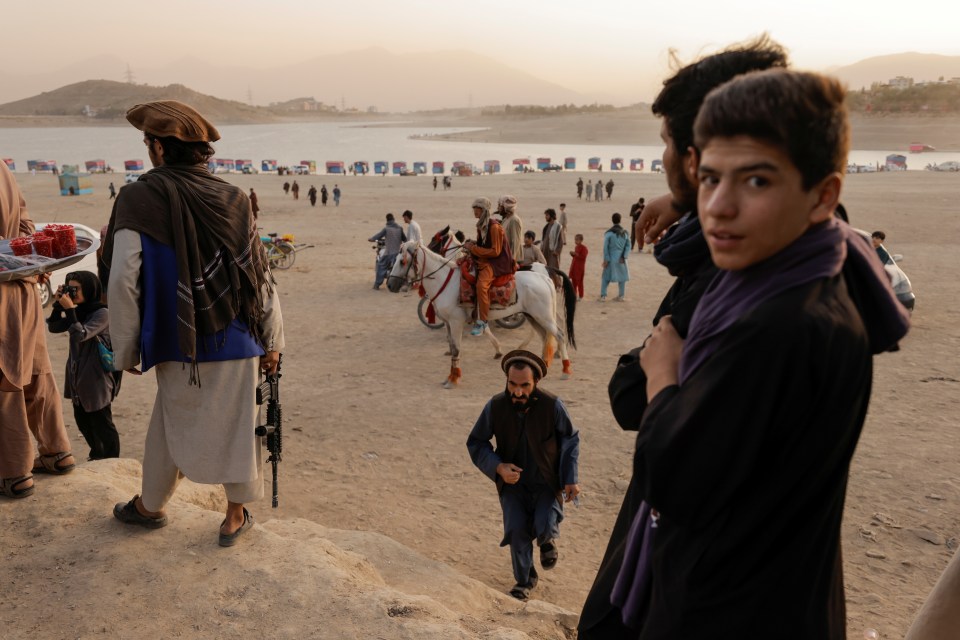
[547,267,577,350]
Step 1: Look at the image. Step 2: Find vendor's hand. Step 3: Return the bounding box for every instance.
[38,272,51,286]
[260,350,280,375]
[497,463,522,485]
[637,193,681,245]
[563,484,581,502]
[640,315,683,398]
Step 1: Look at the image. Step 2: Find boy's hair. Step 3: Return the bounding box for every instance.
[652,35,788,156]
[575,233,584,241]
[544,208,557,221]
[385,213,395,222]
[402,209,413,219]
[694,69,849,190]
[871,230,886,241]
[524,230,536,239]
[612,213,622,224]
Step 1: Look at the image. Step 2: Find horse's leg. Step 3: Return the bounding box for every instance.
[443,316,464,389]
[553,288,573,379]
[484,325,503,359]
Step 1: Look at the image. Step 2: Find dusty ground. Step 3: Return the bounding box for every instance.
[3,155,959,638]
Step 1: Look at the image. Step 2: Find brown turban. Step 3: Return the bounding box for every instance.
[126,100,221,143]
[501,349,547,380]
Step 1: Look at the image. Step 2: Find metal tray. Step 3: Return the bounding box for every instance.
[0,230,99,283]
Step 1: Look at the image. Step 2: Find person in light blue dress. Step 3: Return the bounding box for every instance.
[600,213,630,301]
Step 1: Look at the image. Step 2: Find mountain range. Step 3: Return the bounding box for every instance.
[1,50,957,115]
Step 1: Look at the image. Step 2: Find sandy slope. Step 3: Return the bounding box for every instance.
[2,167,959,638]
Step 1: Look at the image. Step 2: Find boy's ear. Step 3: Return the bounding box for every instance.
[810,173,843,224]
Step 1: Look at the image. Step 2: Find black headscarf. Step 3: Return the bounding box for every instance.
[65,270,106,323]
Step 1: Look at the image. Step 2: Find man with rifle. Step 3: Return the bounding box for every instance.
[103,100,284,547]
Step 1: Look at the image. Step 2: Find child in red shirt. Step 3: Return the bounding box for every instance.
[568,234,588,300]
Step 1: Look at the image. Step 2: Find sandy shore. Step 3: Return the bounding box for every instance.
[8,166,960,637]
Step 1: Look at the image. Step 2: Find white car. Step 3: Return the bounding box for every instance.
[35,222,101,307]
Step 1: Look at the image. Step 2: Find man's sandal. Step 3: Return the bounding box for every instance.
[0,475,35,499]
[218,507,254,547]
[32,452,75,475]
[113,495,168,529]
[540,540,559,570]
[509,584,531,601]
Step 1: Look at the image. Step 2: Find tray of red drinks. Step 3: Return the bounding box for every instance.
[0,223,99,282]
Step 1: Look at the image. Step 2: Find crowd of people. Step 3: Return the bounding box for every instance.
[8,34,952,639]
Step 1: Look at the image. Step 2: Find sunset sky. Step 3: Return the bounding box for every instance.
[6,0,958,103]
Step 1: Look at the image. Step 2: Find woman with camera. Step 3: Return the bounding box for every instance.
[47,271,121,460]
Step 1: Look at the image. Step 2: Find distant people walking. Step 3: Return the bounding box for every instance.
[585,180,593,201]
[307,185,317,207]
[433,176,438,191]
[576,178,584,200]
[629,197,645,251]
[605,179,614,200]
[108,182,117,200]
[600,213,629,302]
[291,181,300,200]
[333,184,341,206]
[568,234,588,301]
[443,176,452,190]
[282,181,290,196]
[595,180,604,202]
[368,213,406,290]
[321,185,328,206]
[46,271,120,461]
[249,188,259,219]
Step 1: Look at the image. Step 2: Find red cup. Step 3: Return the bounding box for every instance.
[32,233,54,257]
[51,224,77,257]
[10,237,33,256]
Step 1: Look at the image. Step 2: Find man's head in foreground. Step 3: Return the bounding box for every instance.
[651,36,789,214]
[693,69,849,271]
[126,100,219,169]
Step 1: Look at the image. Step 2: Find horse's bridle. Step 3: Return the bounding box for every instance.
[388,242,461,288]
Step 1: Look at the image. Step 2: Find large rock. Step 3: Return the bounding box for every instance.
[0,460,576,639]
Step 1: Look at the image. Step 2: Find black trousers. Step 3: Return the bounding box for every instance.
[73,404,120,460]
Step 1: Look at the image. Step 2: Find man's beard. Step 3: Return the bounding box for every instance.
[507,384,530,409]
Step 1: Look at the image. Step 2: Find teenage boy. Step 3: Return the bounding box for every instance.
[618,69,909,639]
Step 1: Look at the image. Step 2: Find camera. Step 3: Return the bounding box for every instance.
[62,285,78,297]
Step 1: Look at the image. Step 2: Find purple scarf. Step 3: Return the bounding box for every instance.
[611,500,658,629]
[680,218,909,383]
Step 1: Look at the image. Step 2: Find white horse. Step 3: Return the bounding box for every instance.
[387,241,576,388]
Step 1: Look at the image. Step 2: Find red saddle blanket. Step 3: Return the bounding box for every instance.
[459,257,517,307]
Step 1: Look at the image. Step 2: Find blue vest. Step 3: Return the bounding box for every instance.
[139,234,264,371]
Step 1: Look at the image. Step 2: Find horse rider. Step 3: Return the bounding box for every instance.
[462,197,516,336]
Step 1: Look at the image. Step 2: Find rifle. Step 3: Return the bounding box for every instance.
[255,354,283,508]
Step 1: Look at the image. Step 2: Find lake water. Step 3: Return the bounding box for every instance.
[2,122,956,172]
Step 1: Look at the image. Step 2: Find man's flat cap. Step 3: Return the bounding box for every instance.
[501,349,547,380]
[126,100,220,143]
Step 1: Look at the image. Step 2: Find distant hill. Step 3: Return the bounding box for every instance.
[0,80,274,123]
[829,52,960,90]
[0,48,589,112]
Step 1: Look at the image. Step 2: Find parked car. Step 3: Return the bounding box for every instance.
[542,164,563,172]
[35,222,100,308]
[853,228,915,312]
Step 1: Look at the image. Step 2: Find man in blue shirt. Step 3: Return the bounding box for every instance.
[467,350,580,601]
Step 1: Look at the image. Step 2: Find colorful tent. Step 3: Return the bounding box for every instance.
[61,165,79,175]
[214,158,235,172]
[59,173,93,196]
[326,161,345,174]
[885,154,907,170]
[301,161,317,173]
[374,161,388,175]
[484,160,501,174]
[432,161,445,174]
[413,162,427,174]
[630,158,644,171]
[611,158,624,171]
[262,159,278,172]
[536,157,551,170]
[353,161,369,175]
[392,161,407,175]
[28,160,57,172]
[564,157,576,170]
[588,157,601,170]
[2,158,14,171]
[85,159,106,173]
[236,159,253,173]
[124,160,144,171]
[512,158,530,172]
[651,159,663,173]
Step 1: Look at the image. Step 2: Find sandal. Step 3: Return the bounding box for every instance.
[540,540,559,570]
[32,452,75,475]
[0,475,35,499]
[509,584,531,601]
[113,495,168,529]
[218,508,254,547]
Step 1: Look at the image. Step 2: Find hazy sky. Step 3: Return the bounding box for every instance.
[8,0,959,100]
